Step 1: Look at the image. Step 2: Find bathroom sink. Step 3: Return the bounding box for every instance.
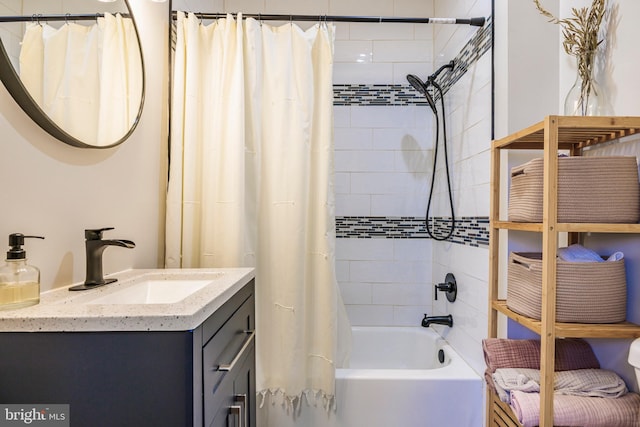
[84,274,222,305]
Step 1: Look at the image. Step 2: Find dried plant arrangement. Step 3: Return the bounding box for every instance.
[533,0,606,115]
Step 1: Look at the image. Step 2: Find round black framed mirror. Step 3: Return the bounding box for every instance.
[0,0,145,149]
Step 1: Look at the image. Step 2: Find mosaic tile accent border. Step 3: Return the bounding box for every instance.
[333,16,492,106]
[333,85,428,106]
[437,15,493,98]
[336,216,489,247]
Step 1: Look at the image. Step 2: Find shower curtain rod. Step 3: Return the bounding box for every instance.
[0,13,131,23]
[171,12,486,27]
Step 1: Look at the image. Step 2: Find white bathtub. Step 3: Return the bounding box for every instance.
[259,326,483,427]
[334,326,482,427]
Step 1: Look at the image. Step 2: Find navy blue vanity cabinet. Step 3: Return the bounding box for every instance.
[0,279,255,427]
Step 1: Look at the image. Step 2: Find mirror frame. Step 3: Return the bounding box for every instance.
[0,2,146,149]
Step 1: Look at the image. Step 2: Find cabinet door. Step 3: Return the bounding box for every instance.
[207,377,235,427]
[207,346,255,427]
[233,340,256,427]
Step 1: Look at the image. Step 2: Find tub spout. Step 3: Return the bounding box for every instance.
[69,228,135,291]
[421,314,453,328]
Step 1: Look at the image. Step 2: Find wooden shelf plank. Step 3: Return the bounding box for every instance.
[492,221,640,233]
[492,301,640,338]
[557,223,640,233]
[492,116,640,151]
[492,221,543,232]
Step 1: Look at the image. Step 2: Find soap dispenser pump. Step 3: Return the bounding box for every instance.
[0,233,44,310]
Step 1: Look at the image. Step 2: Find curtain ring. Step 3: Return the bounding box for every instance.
[258,13,262,26]
[65,13,70,25]
[379,16,383,24]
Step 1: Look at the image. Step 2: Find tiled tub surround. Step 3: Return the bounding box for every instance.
[335,14,492,332]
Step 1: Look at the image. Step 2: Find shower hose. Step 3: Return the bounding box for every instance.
[425,82,455,241]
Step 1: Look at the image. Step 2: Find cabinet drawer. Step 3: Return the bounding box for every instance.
[203,280,254,344]
[203,285,255,427]
[206,341,255,427]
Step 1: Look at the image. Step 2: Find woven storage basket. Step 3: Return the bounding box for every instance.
[507,252,627,323]
[508,156,640,223]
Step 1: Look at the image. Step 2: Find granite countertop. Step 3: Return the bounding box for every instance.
[0,268,255,332]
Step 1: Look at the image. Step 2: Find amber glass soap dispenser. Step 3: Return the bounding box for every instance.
[0,233,44,310]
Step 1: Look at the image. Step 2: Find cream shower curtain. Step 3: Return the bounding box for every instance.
[19,13,142,146]
[166,12,349,410]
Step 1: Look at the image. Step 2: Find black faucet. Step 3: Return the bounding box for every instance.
[422,314,453,328]
[69,228,135,291]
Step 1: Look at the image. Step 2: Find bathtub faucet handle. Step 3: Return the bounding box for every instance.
[434,272,457,302]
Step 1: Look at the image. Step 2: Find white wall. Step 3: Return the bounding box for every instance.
[0,0,169,291]
[493,0,559,138]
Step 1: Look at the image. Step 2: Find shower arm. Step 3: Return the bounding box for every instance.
[427,60,455,85]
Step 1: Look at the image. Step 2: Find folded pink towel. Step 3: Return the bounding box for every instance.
[510,390,640,427]
[482,338,600,391]
[483,338,600,373]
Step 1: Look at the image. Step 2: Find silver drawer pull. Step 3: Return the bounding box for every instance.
[229,405,242,427]
[234,394,247,427]
[217,330,255,372]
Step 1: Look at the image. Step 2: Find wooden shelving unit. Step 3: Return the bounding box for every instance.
[487,116,640,427]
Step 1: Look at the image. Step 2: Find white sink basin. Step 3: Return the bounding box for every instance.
[85,274,222,305]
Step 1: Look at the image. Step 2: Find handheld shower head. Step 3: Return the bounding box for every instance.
[406,60,455,115]
[406,74,437,114]
[406,74,427,95]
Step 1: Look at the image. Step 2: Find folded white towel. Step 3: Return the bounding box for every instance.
[607,251,624,262]
[493,367,628,404]
[557,244,624,263]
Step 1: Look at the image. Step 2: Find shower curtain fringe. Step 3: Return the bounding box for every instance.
[258,388,337,413]
[170,11,486,27]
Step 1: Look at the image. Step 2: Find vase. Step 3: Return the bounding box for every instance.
[564,59,601,116]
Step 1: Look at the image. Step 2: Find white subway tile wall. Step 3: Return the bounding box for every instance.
[332,8,436,329]
[336,238,432,326]
[430,0,492,377]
